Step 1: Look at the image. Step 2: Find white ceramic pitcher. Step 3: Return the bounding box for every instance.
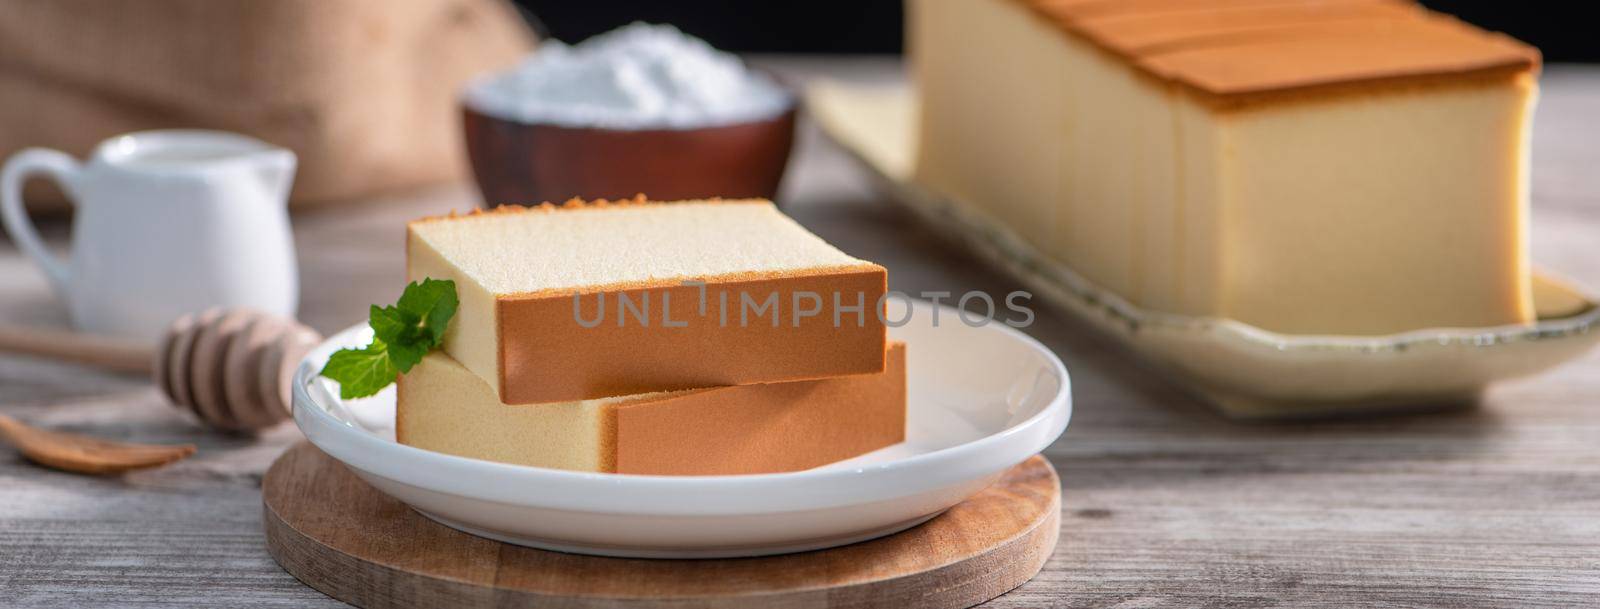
[1,130,299,343]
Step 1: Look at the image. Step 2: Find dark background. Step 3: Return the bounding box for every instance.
[515,1,1598,62]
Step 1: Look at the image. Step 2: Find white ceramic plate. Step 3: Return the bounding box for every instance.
[291,298,1071,559]
[807,81,1600,419]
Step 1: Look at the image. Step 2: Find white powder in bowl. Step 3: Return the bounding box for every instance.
[464,22,793,130]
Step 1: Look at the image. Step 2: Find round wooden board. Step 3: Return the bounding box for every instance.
[263,442,1060,609]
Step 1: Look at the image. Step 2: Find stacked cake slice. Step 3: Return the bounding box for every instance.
[397,198,906,475]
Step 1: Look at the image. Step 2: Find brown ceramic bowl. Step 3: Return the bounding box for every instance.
[461,100,797,206]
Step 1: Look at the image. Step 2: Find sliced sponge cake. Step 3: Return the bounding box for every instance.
[397,343,908,475]
[408,198,888,404]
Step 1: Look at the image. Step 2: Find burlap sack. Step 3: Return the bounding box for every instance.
[0,0,534,209]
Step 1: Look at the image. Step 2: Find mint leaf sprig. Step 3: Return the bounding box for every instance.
[321,278,459,399]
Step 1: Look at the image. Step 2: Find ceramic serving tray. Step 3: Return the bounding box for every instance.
[291,298,1072,558]
[807,82,1600,419]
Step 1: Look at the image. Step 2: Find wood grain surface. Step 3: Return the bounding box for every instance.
[262,443,1059,609]
[2,58,1600,608]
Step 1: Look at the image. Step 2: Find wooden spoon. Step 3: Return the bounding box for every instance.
[0,413,196,475]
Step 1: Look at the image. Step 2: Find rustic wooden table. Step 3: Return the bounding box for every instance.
[2,58,1598,608]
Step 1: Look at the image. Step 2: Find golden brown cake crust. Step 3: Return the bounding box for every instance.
[495,267,889,404]
[610,342,908,475]
[1010,0,1540,107]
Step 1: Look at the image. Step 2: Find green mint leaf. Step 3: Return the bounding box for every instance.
[319,339,399,399]
[384,323,430,373]
[319,278,460,396]
[421,281,459,347]
[397,278,459,348]
[369,304,408,348]
[377,279,458,373]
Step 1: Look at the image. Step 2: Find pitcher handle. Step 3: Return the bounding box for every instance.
[1,148,80,295]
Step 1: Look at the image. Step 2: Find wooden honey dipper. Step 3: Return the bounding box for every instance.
[0,308,322,433]
[154,309,324,432]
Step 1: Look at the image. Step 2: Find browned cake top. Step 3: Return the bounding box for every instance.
[1015,0,1539,101]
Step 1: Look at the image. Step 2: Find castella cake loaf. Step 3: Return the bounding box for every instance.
[910,0,1539,335]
